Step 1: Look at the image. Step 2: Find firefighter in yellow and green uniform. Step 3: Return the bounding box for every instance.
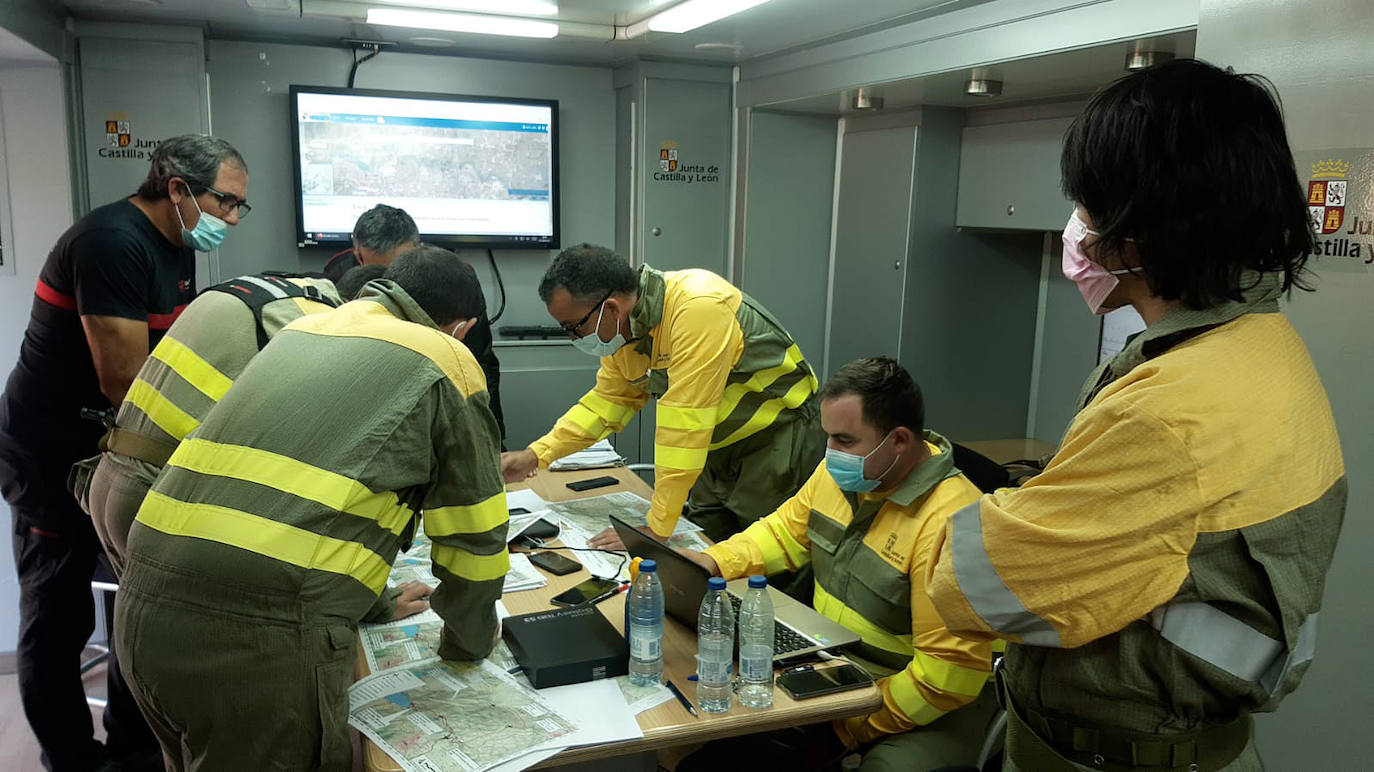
[76,269,381,577]
[501,244,825,544]
[926,60,1347,772]
[677,358,999,772]
[115,247,508,772]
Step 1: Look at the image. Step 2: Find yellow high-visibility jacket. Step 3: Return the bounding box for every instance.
[926,274,1346,733]
[705,433,992,748]
[530,265,817,536]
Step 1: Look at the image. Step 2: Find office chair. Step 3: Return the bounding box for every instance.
[83,557,119,709]
[951,444,1012,494]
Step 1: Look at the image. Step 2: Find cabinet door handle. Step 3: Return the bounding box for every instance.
[1006,205,1016,216]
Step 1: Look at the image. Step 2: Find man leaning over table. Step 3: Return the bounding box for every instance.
[115,247,508,772]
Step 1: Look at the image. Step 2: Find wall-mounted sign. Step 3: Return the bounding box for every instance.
[653,140,720,185]
[1298,149,1373,269]
[98,111,161,160]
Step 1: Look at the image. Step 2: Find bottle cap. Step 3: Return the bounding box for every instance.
[707,577,727,590]
[748,575,767,589]
[639,559,657,573]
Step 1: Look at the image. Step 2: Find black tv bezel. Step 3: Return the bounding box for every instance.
[288,84,561,250]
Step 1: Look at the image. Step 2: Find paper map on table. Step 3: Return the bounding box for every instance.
[360,609,446,674]
[540,491,707,580]
[502,552,546,593]
[612,675,675,714]
[350,658,579,772]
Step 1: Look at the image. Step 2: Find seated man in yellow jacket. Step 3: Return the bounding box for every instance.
[679,357,998,772]
[501,244,824,543]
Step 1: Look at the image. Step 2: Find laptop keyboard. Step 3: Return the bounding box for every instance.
[728,594,814,656]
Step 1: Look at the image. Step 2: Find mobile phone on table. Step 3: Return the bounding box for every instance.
[566,475,618,492]
[529,550,581,576]
[550,577,621,607]
[777,663,873,700]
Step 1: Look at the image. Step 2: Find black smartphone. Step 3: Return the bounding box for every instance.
[550,577,621,607]
[566,475,618,492]
[777,663,873,700]
[529,550,581,576]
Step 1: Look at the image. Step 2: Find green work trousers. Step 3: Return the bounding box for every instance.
[685,399,826,543]
[115,558,357,772]
[1004,693,1264,772]
[85,452,159,578]
[859,682,1001,772]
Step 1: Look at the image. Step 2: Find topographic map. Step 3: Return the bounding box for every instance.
[350,658,578,772]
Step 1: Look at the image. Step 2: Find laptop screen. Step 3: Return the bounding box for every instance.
[609,514,711,631]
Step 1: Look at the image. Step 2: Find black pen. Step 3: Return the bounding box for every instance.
[664,679,698,718]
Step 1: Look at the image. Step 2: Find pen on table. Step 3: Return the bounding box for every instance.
[664,679,698,718]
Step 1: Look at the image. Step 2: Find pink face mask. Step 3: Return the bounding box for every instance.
[1061,210,1133,316]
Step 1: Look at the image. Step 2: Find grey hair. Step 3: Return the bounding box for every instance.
[351,204,420,254]
[136,134,246,199]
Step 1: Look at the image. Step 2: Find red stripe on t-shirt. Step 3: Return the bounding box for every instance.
[147,304,189,330]
[34,278,78,311]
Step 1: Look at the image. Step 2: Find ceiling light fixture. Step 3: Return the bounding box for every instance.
[851,87,884,111]
[1124,41,1174,71]
[368,0,558,16]
[627,0,773,37]
[965,68,1002,97]
[366,8,559,38]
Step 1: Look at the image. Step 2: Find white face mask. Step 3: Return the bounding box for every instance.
[449,320,468,340]
[570,302,629,358]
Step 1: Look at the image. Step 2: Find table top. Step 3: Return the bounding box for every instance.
[361,465,881,771]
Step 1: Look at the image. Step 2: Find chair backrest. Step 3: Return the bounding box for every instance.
[951,444,1012,493]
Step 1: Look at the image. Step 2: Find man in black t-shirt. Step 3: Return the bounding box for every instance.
[322,204,506,440]
[0,134,249,772]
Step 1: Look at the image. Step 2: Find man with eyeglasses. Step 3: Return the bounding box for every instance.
[0,134,248,772]
[501,244,825,545]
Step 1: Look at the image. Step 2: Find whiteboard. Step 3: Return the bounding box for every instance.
[1098,306,1146,364]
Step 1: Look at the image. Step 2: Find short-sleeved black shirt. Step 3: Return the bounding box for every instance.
[0,198,194,450]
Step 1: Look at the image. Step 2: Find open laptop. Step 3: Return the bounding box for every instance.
[611,515,860,661]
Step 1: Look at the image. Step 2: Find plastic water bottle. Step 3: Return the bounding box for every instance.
[626,559,664,686]
[737,575,775,708]
[696,577,735,713]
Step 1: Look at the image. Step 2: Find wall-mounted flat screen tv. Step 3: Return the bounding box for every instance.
[290,85,559,249]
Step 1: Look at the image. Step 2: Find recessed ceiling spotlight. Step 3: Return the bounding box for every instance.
[1125,41,1175,71]
[851,87,884,111]
[965,67,1002,97]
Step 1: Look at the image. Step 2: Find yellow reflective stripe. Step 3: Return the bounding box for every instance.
[565,404,609,438]
[887,669,950,725]
[424,492,508,536]
[125,379,199,441]
[715,344,805,421]
[658,404,719,431]
[909,648,989,697]
[136,490,391,593]
[170,438,412,534]
[813,583,913,657]
[710,373,816,450]
[150,336,232,401]
[432,543,510,582]
[654,443,709,470]
[582,391,636,427]
[744,518,811,575]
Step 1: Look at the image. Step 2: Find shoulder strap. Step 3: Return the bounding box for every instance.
[205,274,340,349]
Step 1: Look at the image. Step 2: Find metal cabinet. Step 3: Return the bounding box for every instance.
[956,116,1073,231]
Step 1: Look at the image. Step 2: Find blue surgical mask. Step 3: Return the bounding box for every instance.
[825,432,899,492]
[571,302,629,358]
[175,186,228,252]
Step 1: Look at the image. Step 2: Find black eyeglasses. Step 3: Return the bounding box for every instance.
[562,290,613,339]
[200,184,252,219]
